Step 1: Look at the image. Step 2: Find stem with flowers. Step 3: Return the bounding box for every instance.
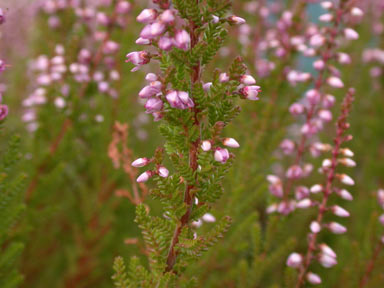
[113,0,261,286]
[286,88,355,287]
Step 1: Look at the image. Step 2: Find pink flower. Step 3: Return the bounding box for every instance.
[158,166,169,178]
[201,140,212,151]
[289,103,305,115]
[166,90,194,109]
[145,98,163,113]
[132,157,150,167]
[223,138,240,148]
[159,36,173,51]
[240,74,256,85]
[227,15,246,25]
[136,9,157,24]
[174,30,190,51]
[286,253,302,268]
[307,272,321,285]
[0,104,8,121]
[137,171,153,183]
[328,222,347,234]
[126,51,150,71]
[214,147,230,163]
[240,85,261,100]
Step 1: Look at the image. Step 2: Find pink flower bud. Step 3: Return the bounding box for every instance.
[139,84,160,99]
[310,221,321,233]
[159,10,175,23]
[332,205,350,217]
[289,103,305,115]
[319,243,337,258]
[286,253,303,268]
[203,82,212,91]
[223,138,240,148]
[306,89,321,105]
[192,219,203,228]
[295,186,310,200]
[240,74,256,85]
[307,272,322,285]
[313,59,325,70]
[319,253,337,268]
[321,1,333,9]
[318,109,332,122]
[338,174,355,186]
[126,51,150,71]
[227,15,246,25]
[337,52,351,65]
[174,30,190,51]
[201,140,212,151]
[132,157,150,167]
[344,28,359,40]
[310,34,325,47]
[116,1,132,14]
[319,13,333,22]
[338,189,353,201]
[378,189,384,209]
[321,95,335,109]
[240,86,261,100]
[340,148,354,157]
[297,198,312,209]
[202,213,216,223]
[145,98,163,113]
[379,214,384,226]
[0,104,8,121]
[277,201,295,214]
[158,36,173,51]
[286,165,303,179]
[166,91,194,109]
[212,15,220,23]
[136,37,151,45]
[214,147,230,163]
[219,73,229,83]
[328,222,347,234]
[280,139,295,155]
[351,7,364,17]
[338,158,356,167]
[137,171,153,182]
[158,166,169,178]
[145,73,158,82]
[322,159,332,168]
[327,76,344,88]
[136,9,157,23]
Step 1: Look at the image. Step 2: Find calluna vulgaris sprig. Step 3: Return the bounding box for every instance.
[286,88,355,287]
[113,0,260,286]
[267,0,362,215]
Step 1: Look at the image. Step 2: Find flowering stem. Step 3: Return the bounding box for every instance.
[296,88,354,287]
[283,5,344,203]
[165,5,201,272]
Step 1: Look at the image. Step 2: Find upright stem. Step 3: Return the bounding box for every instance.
[165,8,201,272]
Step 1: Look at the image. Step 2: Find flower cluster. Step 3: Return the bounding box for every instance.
[286,88,355,287]
[267,1,362,215]
[23,0,131,131]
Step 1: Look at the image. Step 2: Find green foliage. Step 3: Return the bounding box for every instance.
[0,135,26,288]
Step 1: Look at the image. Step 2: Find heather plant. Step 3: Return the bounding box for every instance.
[1,0,384,287]
[112,0,262,286]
